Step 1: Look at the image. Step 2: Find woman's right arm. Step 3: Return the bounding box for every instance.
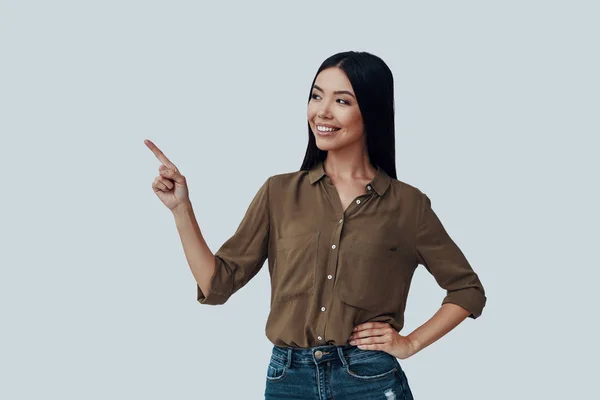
[171,201,216,297]
[145,139,270,305]
[144,138,215,296]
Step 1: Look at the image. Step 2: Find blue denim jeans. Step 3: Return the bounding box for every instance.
[264,344,414,399]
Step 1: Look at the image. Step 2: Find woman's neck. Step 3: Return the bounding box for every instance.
[323,151,376,181]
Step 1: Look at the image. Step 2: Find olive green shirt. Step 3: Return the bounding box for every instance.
[197,160,487,348]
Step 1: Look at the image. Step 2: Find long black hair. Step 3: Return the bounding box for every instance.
[299,51,397,180]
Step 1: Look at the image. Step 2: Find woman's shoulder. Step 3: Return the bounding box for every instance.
[267,169,312,188]
[269,169,306,180]
[388,176,428,201]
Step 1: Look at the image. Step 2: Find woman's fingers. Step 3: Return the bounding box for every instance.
[152,177,174,192]
[159,166,186,185]
[152,178,167,192]
[145,139,179,171]
[158,177,174,190]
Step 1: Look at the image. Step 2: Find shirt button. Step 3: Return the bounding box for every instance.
[356,199,361,204]
[331,244,336,249]
[321,306,326,312]
[367,185,372,190]
[317,336,322,340]
[327,274,332,279]
[339,218,343,224]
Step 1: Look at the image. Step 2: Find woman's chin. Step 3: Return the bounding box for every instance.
[315,140,341,152]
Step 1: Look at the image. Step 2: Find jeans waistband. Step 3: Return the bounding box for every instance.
[271,344,392,367]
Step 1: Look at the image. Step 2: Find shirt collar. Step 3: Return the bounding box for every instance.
[308,160,392,196]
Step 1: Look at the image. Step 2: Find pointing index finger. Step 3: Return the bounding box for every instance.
[144,139,178,170]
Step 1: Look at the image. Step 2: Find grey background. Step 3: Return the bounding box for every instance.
[1,0,598,398]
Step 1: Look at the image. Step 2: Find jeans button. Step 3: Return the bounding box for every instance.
[314,350,323,359]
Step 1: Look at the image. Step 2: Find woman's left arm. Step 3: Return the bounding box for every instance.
[350,191,486,358]
[349,303,470,359]
[401,191,486,357]
[406,302,471,355]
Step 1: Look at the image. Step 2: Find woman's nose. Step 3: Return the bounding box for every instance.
[317,104,332,119]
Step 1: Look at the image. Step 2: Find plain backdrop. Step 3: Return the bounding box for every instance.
[1,0,598,399]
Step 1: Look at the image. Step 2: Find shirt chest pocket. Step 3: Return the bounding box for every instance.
[273,232,320,302]
[337,240,405,311]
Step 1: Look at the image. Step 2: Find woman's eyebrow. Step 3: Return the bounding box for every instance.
[313,84,355,99]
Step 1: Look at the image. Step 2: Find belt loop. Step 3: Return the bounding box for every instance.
[337,347,348,367]
[286,348,293,368]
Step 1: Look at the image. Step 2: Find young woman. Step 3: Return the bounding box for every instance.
[145,51,487,400]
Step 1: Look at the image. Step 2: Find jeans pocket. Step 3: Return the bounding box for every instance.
[266,356,288,382]
[344,352,397,380]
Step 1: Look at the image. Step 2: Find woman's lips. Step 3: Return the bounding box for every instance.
[315,125,341,137]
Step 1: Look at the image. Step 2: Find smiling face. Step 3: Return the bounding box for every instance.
[307,67,365,152]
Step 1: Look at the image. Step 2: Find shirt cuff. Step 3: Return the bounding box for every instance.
[197,284,229,305]
[441,287,487,319]
[196,257,232,305]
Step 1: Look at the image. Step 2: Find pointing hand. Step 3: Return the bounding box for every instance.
[145,139,190,212]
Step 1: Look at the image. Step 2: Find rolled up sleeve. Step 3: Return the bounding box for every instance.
[415,191,487,319]
[197,176,271,305]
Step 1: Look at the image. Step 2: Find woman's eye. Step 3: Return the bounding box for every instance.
[310,93,349,105]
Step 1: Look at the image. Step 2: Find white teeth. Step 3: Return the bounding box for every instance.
[317,125,339,132]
